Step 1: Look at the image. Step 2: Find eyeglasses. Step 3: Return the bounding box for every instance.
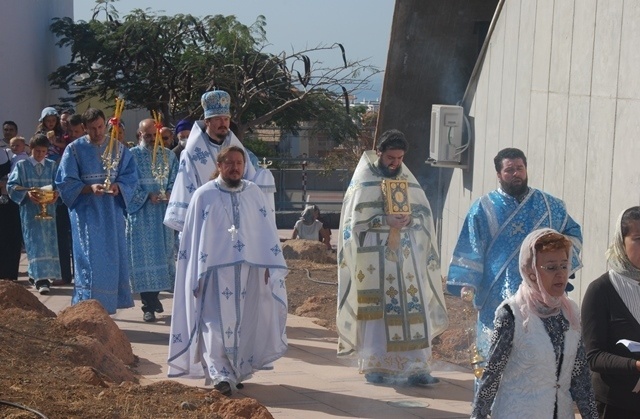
[539,264,569,272]
[162,136,171,141]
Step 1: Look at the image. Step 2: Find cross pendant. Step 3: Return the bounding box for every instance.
[228,224,238,242]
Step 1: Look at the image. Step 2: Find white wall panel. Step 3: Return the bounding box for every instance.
[579,96,616,299]
[569,0,597,95]
[469,48,492,201]
[526,91,549,182]
[512,0,537,154]
[483,15,506,194]
[498,0,521,150]
[618,2,640,99]
[549,0,574,94]
[591,0,622,98]
[531,0,554,92]
[543,93,568,197]
[562,95,590,227]
[610,99,640,219]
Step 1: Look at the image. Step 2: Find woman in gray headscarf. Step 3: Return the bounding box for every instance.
[472,228,597,419]
[582,206,640,418]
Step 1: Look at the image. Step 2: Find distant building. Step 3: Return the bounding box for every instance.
[0,0,73,135]
[354,98,381,113]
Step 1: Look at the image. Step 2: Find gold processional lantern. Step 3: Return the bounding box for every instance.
[461,288,486,379]
[151,110,169,201]
[101,97,125,193]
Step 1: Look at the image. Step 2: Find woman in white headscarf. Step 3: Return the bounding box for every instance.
[582,206,640,418]
[472,228,597,419]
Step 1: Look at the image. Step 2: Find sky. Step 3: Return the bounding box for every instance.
[73,0,395,101]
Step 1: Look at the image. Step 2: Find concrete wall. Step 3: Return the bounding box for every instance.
[0,0,72,137]
[377,0,498,234]
[440,0,640,302]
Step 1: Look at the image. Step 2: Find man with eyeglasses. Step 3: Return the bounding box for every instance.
[126,118,178,322]
[446,147,583,361]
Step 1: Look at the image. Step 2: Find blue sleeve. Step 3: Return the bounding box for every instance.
[55,144,85,209]
[446,199,490,298]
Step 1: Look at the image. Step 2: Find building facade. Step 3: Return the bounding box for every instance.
[0,0,72,136]
[440,0,640,300]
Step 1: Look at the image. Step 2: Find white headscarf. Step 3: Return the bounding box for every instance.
[515,228,580,330]
[606,207,640,281]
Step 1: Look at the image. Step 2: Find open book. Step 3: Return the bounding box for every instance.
[617,339,640,352]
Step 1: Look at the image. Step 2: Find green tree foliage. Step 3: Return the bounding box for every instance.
[48,1,380,141]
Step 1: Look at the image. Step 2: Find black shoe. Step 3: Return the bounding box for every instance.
[155,300,164,313]
[407,373,439,386]
[235,383,244,389]
[35,280,51,295]
[364,372,386,384]
[213,381,231,397]
[143,311,156,322]
[214,381,232,396]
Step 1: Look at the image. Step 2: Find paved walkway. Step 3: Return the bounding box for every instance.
[20,244,476,418]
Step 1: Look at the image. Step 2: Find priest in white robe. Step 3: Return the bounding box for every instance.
[164,89,276,232]
[168,146,287,396]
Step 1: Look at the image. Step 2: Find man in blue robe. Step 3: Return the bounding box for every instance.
[56,108,138,314]
[127,118,179,322]
[446,148,582,360]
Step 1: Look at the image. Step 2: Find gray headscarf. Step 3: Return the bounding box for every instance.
[606,207,640,281]
[300,205,316,225]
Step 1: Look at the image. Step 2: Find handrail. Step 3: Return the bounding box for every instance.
[459,0,506,112]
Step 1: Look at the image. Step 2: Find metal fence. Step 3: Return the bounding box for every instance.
[262,157,351,211]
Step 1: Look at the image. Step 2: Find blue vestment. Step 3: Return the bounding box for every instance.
[55,136,138,314]
[446,188,582,357]
[127,145,178,293]
[7,158,61,281]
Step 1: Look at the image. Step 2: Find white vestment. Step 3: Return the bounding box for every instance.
[164,121,275,231]
[167,178,288,387]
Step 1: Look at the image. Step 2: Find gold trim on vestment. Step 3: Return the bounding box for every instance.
[387,339,430,353]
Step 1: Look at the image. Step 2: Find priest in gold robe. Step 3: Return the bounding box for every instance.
[337,129,448,386]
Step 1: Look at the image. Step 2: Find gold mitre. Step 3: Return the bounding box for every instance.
[381,179,410,215]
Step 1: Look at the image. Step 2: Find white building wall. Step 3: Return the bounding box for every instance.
[0,0,72,138]
[440,0,640,302]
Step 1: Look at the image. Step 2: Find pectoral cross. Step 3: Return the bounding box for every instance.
[228,224,238,242]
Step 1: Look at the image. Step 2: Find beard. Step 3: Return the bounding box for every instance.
[378,161,401,178]
[222,175,242,188]
[215,127,229,141]
[500,176,528,197]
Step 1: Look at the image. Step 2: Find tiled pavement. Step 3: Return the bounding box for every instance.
[20,233,476,418]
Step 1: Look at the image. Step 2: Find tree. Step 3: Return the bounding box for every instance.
[48,1,380,142]
[319,103,378,175]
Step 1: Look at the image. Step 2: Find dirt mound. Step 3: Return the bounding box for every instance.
[0,283,273,418]
[0,281,56,318]
[282,239,336,263]
[58,299,135,365]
